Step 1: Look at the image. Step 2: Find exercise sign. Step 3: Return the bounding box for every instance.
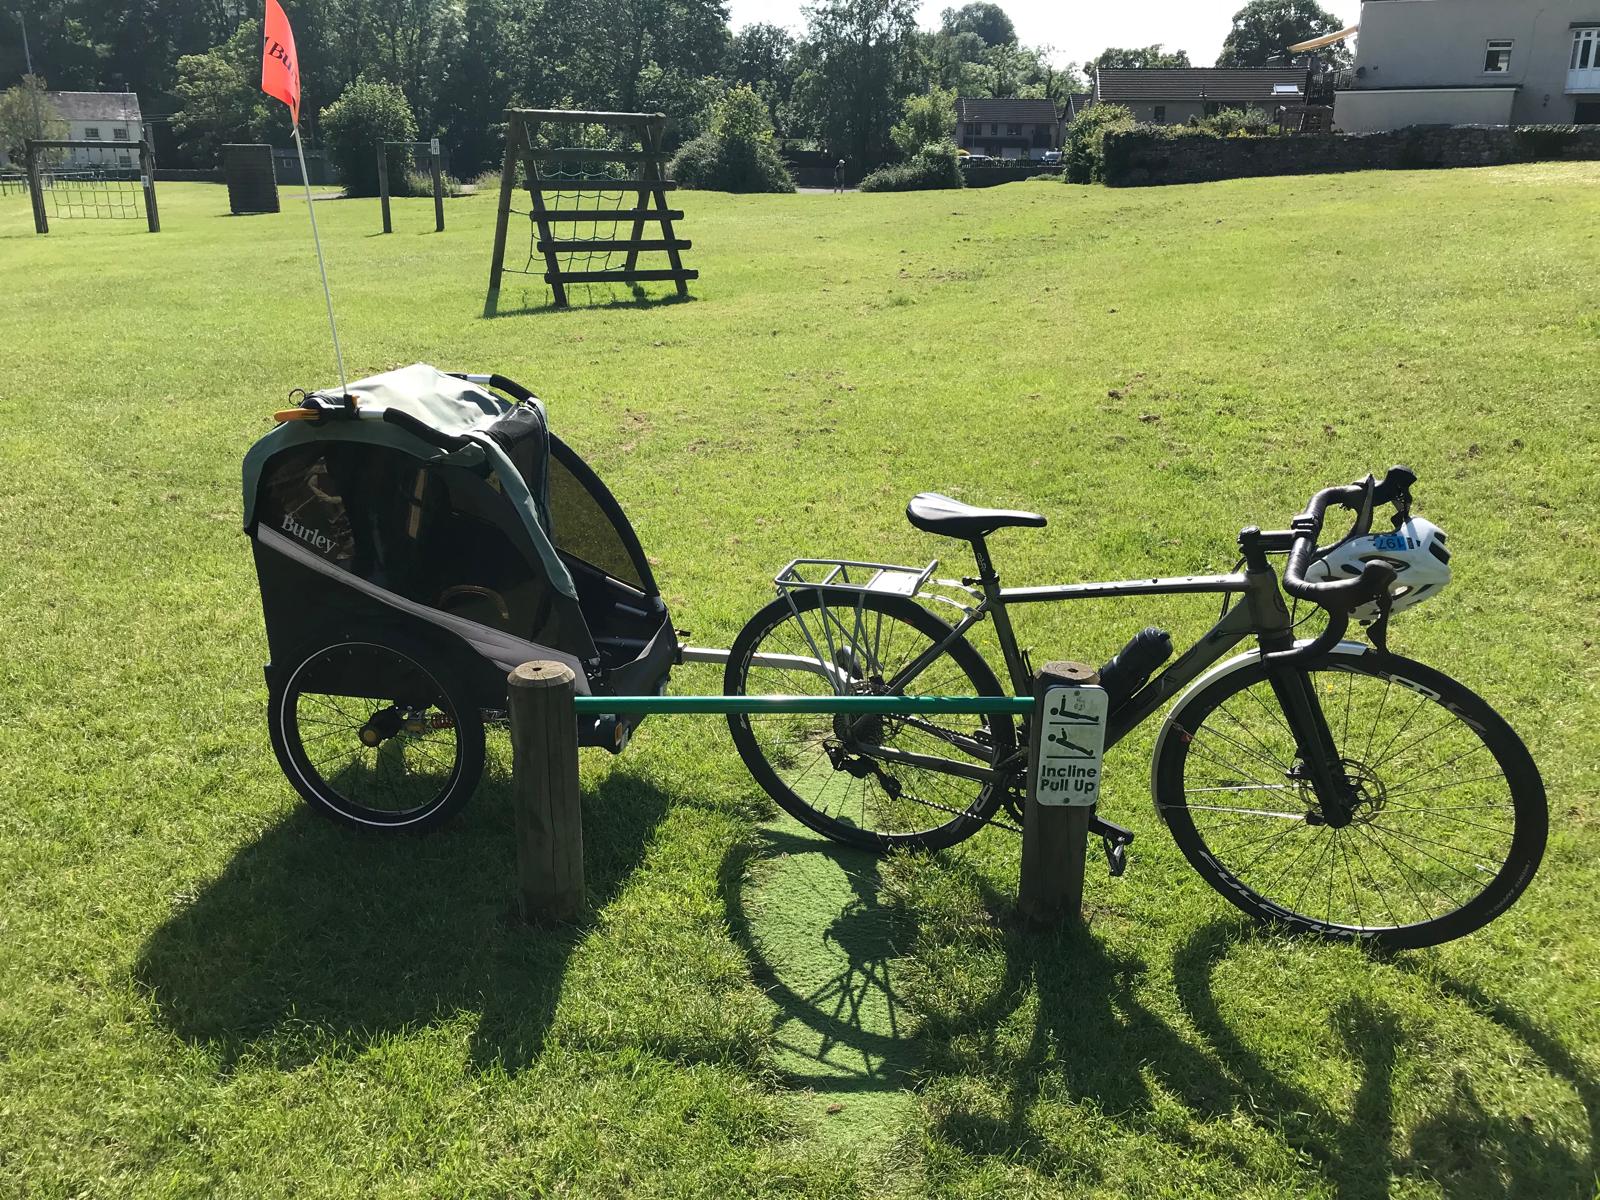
[1033,684,1108,807]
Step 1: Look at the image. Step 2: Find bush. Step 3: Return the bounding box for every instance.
[859,141,965,192]
[1063,104,1134,183]
[402,168,461,197]
[1197,106,1272,137]
[668,84,794,193]
[319,77,418,197]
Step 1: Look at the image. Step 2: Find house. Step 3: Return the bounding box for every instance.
[954,97,1061,160]
[1063,92,1094,120]
[1093,68,1309,125]
[46,91,144,168]
[1335,0,1600,132]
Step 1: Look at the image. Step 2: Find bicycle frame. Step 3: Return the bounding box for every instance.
[869,533,1345,800]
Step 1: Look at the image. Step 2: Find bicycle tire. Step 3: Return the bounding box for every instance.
[268,635,486,832]
[725,590,1015,852]
[1153,648,1545,949]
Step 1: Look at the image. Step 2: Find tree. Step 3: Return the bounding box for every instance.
[938,2,1015,48]
[1216,0,1350,68]
[1083,44,1191,78]
[319,76,419,196]
[1063,101,1132,183]
[171,26,278,167]
[890,85,954,157]
[726,23,799,138]
[0,76,67,163]
[800,0,920,166]
[668,83,794,192]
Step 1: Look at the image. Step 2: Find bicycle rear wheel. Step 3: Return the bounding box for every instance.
[725,590,1014,852]
[1153,649,1545,949]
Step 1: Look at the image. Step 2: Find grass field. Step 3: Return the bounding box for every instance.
[1,167,1597,1198]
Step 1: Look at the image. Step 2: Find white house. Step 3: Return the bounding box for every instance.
[46,91,145,168]
[1336,0,1600,132]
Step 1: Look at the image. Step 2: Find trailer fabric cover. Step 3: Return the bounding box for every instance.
[242,363,577,601]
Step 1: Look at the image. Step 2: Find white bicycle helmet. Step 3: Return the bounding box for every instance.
[1306,516,1451,623]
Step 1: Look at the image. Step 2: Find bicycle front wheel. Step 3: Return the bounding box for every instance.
[725,590,1015,852]
[1154,649,1546,949]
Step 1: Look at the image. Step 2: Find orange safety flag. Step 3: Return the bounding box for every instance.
[261,0,301,126]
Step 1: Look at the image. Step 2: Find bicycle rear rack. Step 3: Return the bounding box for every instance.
[769,558,940,696]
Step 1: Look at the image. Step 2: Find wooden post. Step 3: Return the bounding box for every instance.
[1017,661,1100,927]
[486,111,521,296]
[430,137,444,232]
[139,139,160,233]
[377,143,392,233]
[25,140,46,234]
[507,660,584,923]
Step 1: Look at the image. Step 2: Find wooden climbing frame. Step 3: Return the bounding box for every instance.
[486,108,696,308]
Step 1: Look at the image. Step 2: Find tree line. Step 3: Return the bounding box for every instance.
[1,0,1348,175]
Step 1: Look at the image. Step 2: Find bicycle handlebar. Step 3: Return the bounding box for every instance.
[1264,465,1415,663]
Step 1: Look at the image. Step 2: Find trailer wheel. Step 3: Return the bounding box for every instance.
[268,635,485,832]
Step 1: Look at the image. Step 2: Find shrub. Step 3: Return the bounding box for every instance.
[402,168,461,197]
[1063,103,1134,183]
[859,141,965,191]
[319,77,418,197]
[1199,106,1272,137]
[668,84,794,193]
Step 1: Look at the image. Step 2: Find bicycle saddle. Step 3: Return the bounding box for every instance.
[906,493,1047,539]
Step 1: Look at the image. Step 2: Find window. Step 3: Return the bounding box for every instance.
[1006,123,1022,136]
[990,123,998,135]
[112,127,128,140]
[1574,28,1598,71]
[1484,39,1512,73]
[1153,105,1167,123]
[118,153,131,167]
[84,126,100,139]
[1576,100,1600,123]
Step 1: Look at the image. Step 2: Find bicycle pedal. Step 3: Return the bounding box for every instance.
[1089,816,1135,878]
[1105,841,1128,877]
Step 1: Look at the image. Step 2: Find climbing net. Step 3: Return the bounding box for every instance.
[39,168,145,220]
[508,152,635,280]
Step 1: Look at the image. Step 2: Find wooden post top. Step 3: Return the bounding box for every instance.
[508,660,576,689]
[1037,660,1101,687]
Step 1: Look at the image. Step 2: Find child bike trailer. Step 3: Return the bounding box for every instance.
[243,363,674,831]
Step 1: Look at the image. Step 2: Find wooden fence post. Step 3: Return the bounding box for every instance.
[430,137,445,232]
[1017,661,1104,927]
[139,139,160,233]
[507,660,584,923]
[377,143,391,233]
[25,141,47,234]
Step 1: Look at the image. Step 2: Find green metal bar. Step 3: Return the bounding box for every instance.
[572,695,1033,715]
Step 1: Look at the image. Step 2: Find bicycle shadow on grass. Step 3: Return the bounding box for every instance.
[920,886,1595,1199]
[135,764,673,1074]
[718,825,918,1099]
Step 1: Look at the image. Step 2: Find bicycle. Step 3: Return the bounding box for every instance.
[723,466,1547,949]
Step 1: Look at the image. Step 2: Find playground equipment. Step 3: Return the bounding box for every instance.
[486,108,696,308]
[245,371,1546,945]
[377,138,447,233]
[24,137,159,233]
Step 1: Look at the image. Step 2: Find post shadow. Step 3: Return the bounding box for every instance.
[135,766,673,1074]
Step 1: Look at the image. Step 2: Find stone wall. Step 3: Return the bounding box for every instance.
[961,162,1062,188]
[1102,125,1600,187]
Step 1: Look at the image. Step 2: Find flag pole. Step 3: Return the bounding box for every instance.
[292,123,348,398]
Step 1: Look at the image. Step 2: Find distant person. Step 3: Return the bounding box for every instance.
[833,159,845,192]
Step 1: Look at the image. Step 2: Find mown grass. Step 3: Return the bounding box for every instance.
[0,167,1596,1197]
